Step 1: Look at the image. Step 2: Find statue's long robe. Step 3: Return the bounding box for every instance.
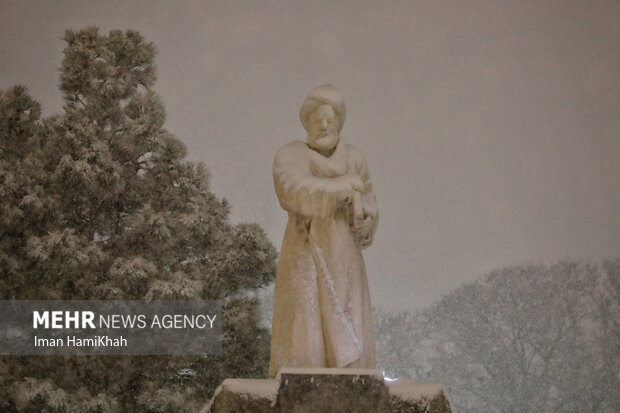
[269,140,378,378]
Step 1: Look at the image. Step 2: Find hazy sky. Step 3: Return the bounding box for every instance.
[2,0,619,310]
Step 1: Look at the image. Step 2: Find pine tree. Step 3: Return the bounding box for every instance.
[0,27,276,412]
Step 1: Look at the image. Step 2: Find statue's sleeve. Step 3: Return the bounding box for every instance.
[273,144,352,220]
[353,148,379,249]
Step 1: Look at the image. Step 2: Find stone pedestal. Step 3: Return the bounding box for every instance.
[201,368,451,413]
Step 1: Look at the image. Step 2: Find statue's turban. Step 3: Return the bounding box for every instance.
[299,84,346,132]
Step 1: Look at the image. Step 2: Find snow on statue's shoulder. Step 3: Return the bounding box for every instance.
[385,377,446,401]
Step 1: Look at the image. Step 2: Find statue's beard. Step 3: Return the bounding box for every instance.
[308,133,339,152]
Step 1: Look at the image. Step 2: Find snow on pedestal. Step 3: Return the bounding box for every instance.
[276,367,385,379]
[202,368,451,413]
[386,378,450,412]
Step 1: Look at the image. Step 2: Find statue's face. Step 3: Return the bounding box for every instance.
[307,104,339,152]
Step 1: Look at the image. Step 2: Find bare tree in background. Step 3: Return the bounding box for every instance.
[375,260,619,412]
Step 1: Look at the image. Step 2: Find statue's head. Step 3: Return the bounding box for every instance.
[300,84,346,152]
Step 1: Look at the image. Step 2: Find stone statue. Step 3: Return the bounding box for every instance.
[269,85,379,378]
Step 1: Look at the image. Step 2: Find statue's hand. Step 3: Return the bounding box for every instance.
[354,216,375,248]
[347,174,364,192]
[353,213,374,232]
[336,174,364,204]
